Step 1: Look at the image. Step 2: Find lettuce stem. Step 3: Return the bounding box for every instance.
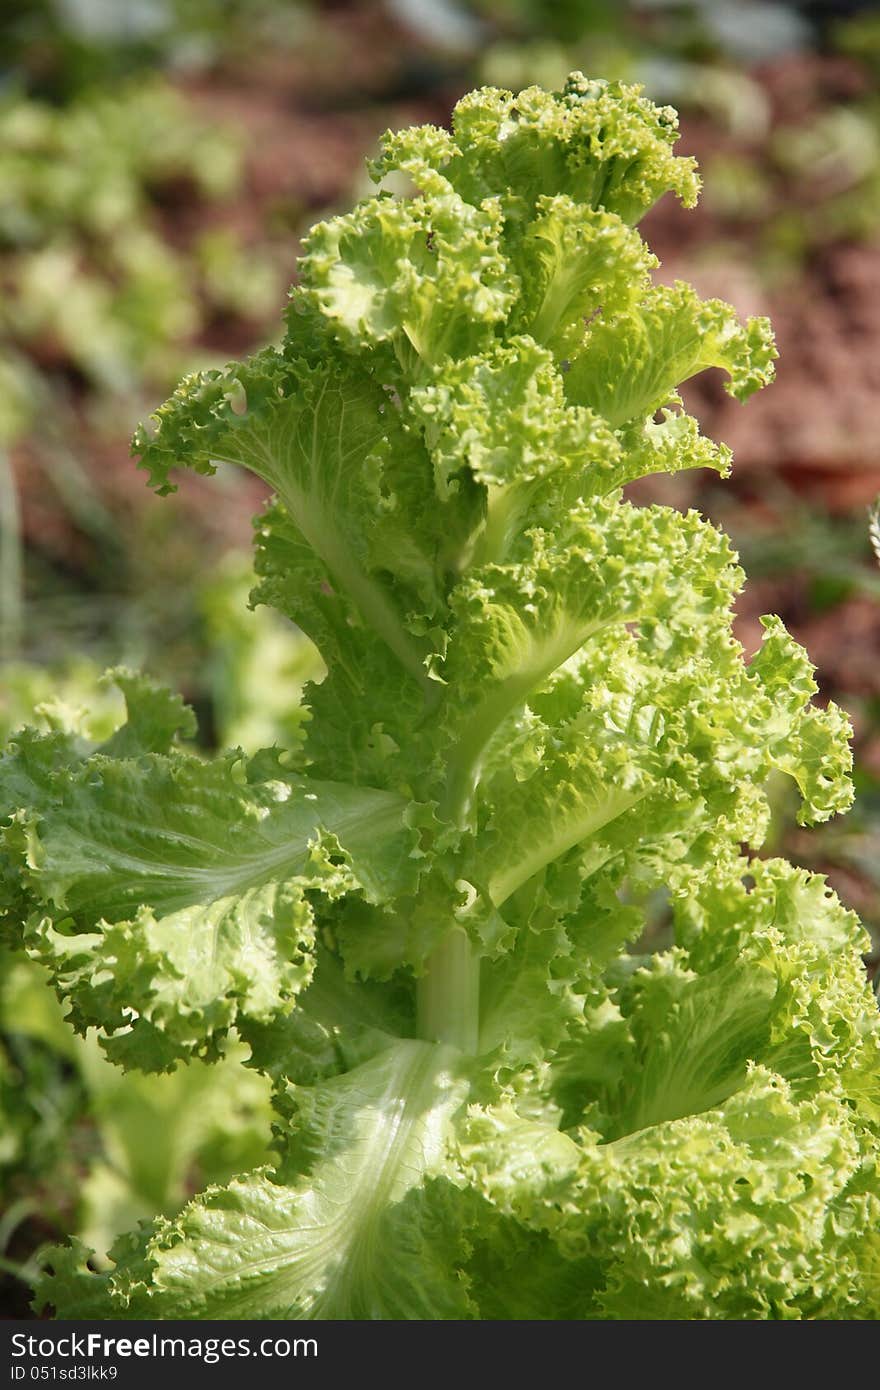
[416,928,479,1053]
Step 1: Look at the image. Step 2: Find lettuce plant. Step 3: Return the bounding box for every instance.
[4,74,879,1320]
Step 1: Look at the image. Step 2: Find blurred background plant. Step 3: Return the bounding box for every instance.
[2,0,879,1315]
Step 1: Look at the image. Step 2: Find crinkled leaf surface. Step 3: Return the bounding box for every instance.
[37,1041,473,1319]
[2,681,421,1068]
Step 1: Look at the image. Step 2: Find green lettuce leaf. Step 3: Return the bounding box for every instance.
[512,196,657,356]
[134,349,438,693]
[565,281,776,427]
[372,74,700,225]
[300,192,516,374]
[459,1069,879,1319]
[36,1041,473,1319]
[4,729,420,1068]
